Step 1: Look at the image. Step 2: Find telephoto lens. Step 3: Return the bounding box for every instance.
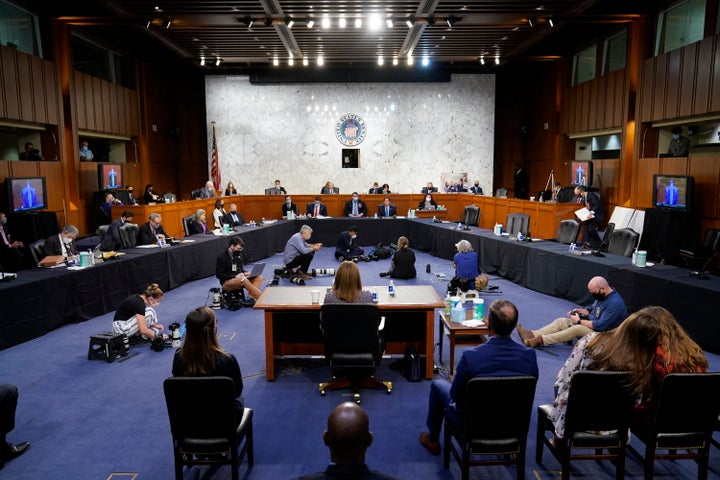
[291,276,305,285]
[271,275,280,285]
[312,268,335,277]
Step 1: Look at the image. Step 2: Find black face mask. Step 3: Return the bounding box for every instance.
[232,250,241,258]
[592,292,605,301]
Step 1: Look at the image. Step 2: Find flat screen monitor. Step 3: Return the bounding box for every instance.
[5,177,47,212]
[570,160,593,187]
[98,163,123,190]
[653,174,694,212]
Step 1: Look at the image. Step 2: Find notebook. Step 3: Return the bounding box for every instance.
[39,255,66,267]
[247,263,265,279]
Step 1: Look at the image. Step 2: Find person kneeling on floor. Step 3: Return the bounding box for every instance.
[216,237,263,307]
[277,224,323,282]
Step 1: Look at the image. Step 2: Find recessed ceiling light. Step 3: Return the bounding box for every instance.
[307,20,314,29]
[339,17,346,28]
[322,16,330,28]
[355,18,362,28]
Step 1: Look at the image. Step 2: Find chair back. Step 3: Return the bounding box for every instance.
[495,187,507,198]
[96,224,110,241]
[652,373,720,437]
[703,228,720,253]
[182,215,195,236]
[29,239,46,265]
[602,222,615,248]
[556,219,581,244]
[564,371,635,438]
[163,376,238,444]
[506,213,530,236]
[191,189,202,199]
[607,228,639,257]
[460,205,481,227]
[320,303,381,357]
[119,223,139,249]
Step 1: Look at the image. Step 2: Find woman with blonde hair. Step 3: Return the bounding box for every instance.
[447,239,479,293]
[112,283,164,340]
[380,236,416,279]
[188,208,208,234]
[324,261,373,304]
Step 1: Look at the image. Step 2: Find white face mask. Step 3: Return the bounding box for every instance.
[286,199,291,204]
[63,236,73,245]
[350,234,357,239]
[352,197,358,202]
[426,197,431,202]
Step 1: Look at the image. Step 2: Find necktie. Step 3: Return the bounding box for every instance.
[315,205,319,217]
[385,207,389,217]
[202,222,206,233]
[352,202,358,215]
[0,226,9,246]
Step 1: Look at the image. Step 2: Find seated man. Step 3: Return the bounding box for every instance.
[376,197,397,218]
[137,213,168,246]
[199,180,216,198]
[421,182,438,194]
[343,192,367,217]
[223,203,245,228]
[0,384,31,469]
[469,180,483,194]
[0,212,23,272]
[42,224,79,260]
[516,276,627,348]
[321,181,339,194]
[306,196,328,218]
[335,226,367,262]
[270,179,287,195]
[368,182,381,194]
[278,224,322,281]
[419,299,538,455]
[100,210,134,251]
[216,237,263,304]
[100,192,122,218]
[282,195,299,218]
[293,402,401,480]
[125,185,138,205]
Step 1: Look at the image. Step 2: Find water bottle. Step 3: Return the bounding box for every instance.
[371,288,378,303]
[88,249,95,266]
[388,280,395,296]
[457,222,462,230]
[517,231,523,241]
[444,293,452,316]
[569,242,576,253]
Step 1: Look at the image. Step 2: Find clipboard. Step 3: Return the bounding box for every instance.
[574,207,592,222]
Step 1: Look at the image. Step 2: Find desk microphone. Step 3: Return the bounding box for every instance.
[691,252,717,280]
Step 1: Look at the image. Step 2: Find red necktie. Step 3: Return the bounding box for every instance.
[315,205,319,217]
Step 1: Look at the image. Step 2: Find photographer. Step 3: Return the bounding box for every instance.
[216,237,263,303]
[19,142,44,161]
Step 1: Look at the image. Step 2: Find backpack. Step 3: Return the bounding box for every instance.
[369,243,393,261]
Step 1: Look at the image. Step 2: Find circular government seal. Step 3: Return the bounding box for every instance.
[335,113,367,146]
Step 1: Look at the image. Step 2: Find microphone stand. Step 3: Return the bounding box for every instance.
[691,252,717,280]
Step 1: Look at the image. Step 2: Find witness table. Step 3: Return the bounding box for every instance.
[254,285,444,380]
[438,310,489,379]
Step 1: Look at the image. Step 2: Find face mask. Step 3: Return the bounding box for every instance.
[63,237,73,245]
[426,197,431,202]
[592,292,605,301]
[350,234,357,239]
[352,197,358,202]
[672,134,680,140]
[286,200,291,205]
[81,146,88,151]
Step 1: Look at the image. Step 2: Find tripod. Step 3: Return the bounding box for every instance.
[543,170,555,202]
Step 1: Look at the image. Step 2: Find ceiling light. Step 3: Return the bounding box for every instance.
[200,57,205,66]
[421,55,429,67]
[479,56,485,65]
[405,19,413,28]
[339,17,347,28]
[307,20,314,29]
[495,55,500,65]
[287,19,294,28]
[302,57,309,66]
[288,58,294,66]
[273,56,279,66]
[392,57,398,66]
[378,56,384,66]
[355,18,362,28]
[215,58,221,66]
[407,56,414,66]
[548,18,554,27]
[369,15,381,30]
[322,16,330,29]
[317,55,324,66]
[386,19,394,28]
[446,17,456,28]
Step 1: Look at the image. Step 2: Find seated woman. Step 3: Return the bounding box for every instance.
[380,236,416,279]
[112,283,165,341]
[172,306,245,413]
[143,184,163,204]
[188,209,209,234]
[380,183,391,194]
[324,261,373,304]
[547,306,707,439]
[212,198,226,229]
[417,194,438,210]
[224,181,237,196]
[447,239,479,293]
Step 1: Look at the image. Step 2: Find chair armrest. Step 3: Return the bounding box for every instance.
[378,316,386,331]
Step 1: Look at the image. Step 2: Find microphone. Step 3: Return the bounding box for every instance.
[691,252,717,280]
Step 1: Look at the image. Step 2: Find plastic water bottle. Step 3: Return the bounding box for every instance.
[88,249,95,266]
[371,288,378,302]
[457,222,462,230]
[388,280,395,296]
[444,293,452,316]
[569,242,576,253]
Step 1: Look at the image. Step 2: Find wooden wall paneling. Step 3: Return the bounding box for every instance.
[9,160,39,178]
[16,54,33,123]
[74,72,86,129]
[38,161,65,224]
[30,56,47,124]
[638,57,655,121]
[634,158,659,209]
[573,86,583,132]
[588,78,599,131]
[679,43,698,118]
[0,47,15,119]
[124,161,142,193]
[693,37,714,115]
[43,61,59,125]
[597,159,619,205]
[664,49,682,119]
[611,70,626,127]
[101,80,111,133]
[653,55,668,122]
[581,82,591,131]
[595,75,606,129]
[711,35,720,113]
[659,156,689,176]
[688,155,720,219]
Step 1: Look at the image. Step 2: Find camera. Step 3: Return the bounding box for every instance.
[290,276,305,285]
[271,275,280,286]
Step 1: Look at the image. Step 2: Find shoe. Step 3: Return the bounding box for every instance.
[516,323,535,342]
[298,272,313,280]
[525,336,544,348]
[352,257,359,263]
[419,432,441,456]
[379,272,389,277]
[2,441,30,463]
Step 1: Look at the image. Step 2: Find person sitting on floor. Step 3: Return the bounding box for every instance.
[216,236,263,305]
[277,224,322,282]
[334,226,367,262]
[112,283,164,342]
[447,240,479,294]
[379,236,416,279]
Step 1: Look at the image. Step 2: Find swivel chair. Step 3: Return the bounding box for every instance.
[459,204,481,228]
[182,215,196,237]
[506,213,530,236]
[555,219,581,244]
[29,239,46,265]
[606,228,639,257]
[118,223,139,249]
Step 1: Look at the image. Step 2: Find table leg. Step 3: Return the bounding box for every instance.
[264,311,275,380]
[448,332,455,379]
[425,310,434,379]
[437,314,444,365]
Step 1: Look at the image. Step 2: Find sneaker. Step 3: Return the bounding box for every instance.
[419,432,441,456]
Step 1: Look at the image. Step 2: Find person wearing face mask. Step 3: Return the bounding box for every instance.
[271,179,287,195]
[306,196,328,218]
[223,203,245,228]
[212,198,227,229]
[125,185,138,205]
[137,213,168,246]
[516,276,627,348]
[113,283,165,341]
[417,194,438,210]
[278,224,323,280]
[216,237,263,302]
[282,195,299,218]
[100,210,135,251]
[42,224,79,260]
[334,226,367,262]
[469,180,483,195]
[343,192,367,217]
[143,184,162,204]
[79,140,94,161]
[667,126,690,157]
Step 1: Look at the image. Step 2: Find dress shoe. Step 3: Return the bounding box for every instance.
[525,336,544,348]
[516,323,535,342]
[419,432,441,456]
[2,441,30,465]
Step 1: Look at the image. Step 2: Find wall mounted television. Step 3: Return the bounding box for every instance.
[5,177,47,212]
[569,160,593,187]
[98,163,123,190]
[653,174,694,212]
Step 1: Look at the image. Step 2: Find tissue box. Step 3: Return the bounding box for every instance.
[450,307,465,323]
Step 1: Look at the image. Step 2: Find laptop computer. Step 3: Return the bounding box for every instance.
[247,262,265,279]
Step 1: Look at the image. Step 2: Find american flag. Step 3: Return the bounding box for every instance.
[210,122,221,190]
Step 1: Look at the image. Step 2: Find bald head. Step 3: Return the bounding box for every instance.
[587,276,612,299]
[323,402,373,464]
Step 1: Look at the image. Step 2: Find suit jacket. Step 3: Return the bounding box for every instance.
[306,203,328,217]
[344,199,367,216]
[368,187,381,194]
[137,222,168,245]
[200,187,216,198]
[469,185,483,194]
[100,217,124,251]
[377,204,397,217]
[421,187,438,194]
[282,202,299,216]
[320,187,339,194]
[42,234,79,257]
[294,463,402,480]
[223,211,245,228]
[188,219,208,235]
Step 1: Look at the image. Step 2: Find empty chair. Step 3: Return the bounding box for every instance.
[318,303,392,403]
[536,371,635,480]
[495,187,508,198]
[460,204,481,227]
[163,376,254,480]
[182,214,196,237]
[444,376,537,480]
[678,228,720,269]
[627,372,720,480]
[118,222,139,249]
[606,228,639,257]
[96,224,110,241]
[506,213,530,236]
[556,219,581,244]
[556,186,577,203]
[29,239,46,265]
[190,188,202,199]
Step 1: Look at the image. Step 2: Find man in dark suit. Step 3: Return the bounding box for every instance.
[469,180,483,194]
[368,182,381,194]
[223,203,245,228]
[419,300,538,455]
[282,195,299,218]
[306,197,328,217]
[343,193,367,217]
[421,182,438,194]
[42,224,79,258]
[100,210,134,251]
[293,402,401,480]
[137,213,168,246]
[376,197,396,218]
[575,185,604,247]
[321,181,339,194]
[0,212,24,272]
[0,384,31,470]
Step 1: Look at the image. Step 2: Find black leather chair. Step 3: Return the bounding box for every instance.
[443,376,537,480]
[182,215,196,236]
[29,239,46,265]
[506,213,530,236]
[627,372,720,480]
[556,219,581,244]
[536,371,635,480]
[678,228,720,270]
[163,376,254,480]
[318,303,392,403]
[600,222,615,250]
[556,186,576,203]
[96,224,110,241]
[460,204,481,227]
[606,228,639,257]
[190,188,202,199]
[495,187,508,198]
[118,223,138,249]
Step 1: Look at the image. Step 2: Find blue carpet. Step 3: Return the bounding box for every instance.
[1,246,719,479]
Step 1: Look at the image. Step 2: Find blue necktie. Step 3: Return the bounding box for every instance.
[385,207,389,217]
